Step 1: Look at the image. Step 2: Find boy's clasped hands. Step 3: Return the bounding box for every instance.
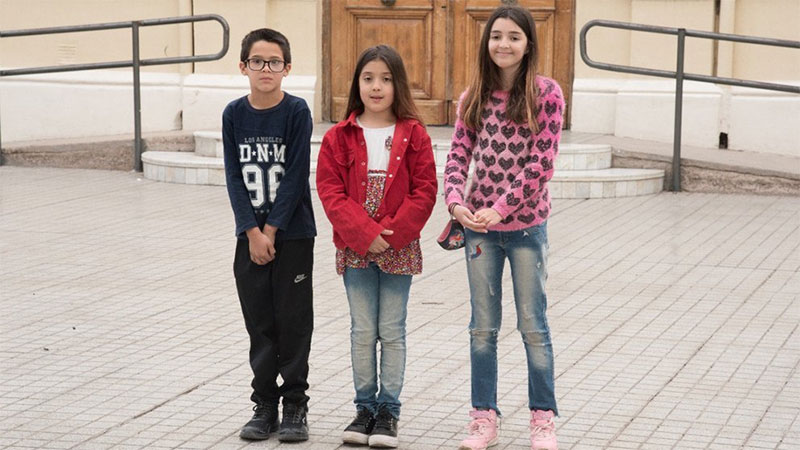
[246,224,278,265]
[452,205,502,233]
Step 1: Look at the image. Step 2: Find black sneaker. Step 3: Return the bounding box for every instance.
[367,408,398,448]
[278,403,309,442]
[342,408,376,445]
[239,403,279,440]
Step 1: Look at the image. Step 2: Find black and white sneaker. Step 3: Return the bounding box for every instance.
[239,403,279,440]
[278,403,309,442]
[368,408,398,448]
[342,408,376,445]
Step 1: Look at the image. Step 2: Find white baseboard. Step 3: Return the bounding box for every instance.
[572,78,799,157]
[0,70,317,142]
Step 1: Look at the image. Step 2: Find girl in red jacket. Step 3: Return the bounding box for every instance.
[316,45,437,448]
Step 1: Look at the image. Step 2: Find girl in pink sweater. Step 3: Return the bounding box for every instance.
[444,6,564,450]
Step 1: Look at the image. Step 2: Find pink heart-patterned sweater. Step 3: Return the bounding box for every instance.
[444,76,564,231]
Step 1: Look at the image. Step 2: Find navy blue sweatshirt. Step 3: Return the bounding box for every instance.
[222,93,316,241]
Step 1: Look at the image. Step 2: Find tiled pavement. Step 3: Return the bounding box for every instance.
[1,166,798,450]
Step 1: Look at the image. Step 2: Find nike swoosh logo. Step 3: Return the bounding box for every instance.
[294,274,307,283]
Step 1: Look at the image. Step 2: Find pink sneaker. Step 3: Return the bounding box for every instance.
[458,409,499,450]
[530,410,558,450]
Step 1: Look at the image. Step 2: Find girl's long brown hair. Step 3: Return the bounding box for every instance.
[344,45,422,123]
[460,6,540,133]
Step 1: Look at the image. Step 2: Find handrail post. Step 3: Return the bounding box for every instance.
[132,21,143,172]
[672,28,686,192]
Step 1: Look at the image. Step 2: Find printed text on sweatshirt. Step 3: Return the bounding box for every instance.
[444,76,564,231]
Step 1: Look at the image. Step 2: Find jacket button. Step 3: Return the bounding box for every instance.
[403,138,407,142]
[388,174,393,178]
[361,181,366,186]
[396,156,400,160]
[361,161,366,166]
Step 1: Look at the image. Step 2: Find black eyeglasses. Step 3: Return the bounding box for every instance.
[245,58,285,72]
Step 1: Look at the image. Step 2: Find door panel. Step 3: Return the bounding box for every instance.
[330,0,448,123]
[327,0,574,126]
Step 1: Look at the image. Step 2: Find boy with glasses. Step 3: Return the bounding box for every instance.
[222,28,316,443]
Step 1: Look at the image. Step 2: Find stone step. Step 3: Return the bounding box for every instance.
[194,131,224,158]
[142,149,664,198]
[146,132,660,198]
[192,132,613,171]
[549,168,665,198]
[142,151,227,185]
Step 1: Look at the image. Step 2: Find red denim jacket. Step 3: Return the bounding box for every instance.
[316,112,438,256]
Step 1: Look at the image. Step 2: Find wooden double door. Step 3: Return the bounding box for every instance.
[325,0,575,126]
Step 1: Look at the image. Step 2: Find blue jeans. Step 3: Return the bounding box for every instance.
[343,263,412,418]
[464,223,557,415]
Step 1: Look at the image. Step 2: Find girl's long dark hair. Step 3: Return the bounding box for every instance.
[344,45,422,123]
[460,6,540,132]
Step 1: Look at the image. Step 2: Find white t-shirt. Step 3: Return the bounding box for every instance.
[358,118,395,173]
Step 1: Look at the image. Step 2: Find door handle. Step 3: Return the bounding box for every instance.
[381,0,396,6]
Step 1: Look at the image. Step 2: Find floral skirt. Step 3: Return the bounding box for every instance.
[336,171,422,275]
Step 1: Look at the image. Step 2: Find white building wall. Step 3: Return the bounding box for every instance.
[573,0,800,157]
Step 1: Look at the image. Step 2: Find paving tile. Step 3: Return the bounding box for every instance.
[1,167,798,449]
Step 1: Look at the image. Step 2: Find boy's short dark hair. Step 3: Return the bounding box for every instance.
[240,28,291,63]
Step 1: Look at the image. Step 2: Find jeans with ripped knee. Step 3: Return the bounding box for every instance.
[464,222,557,415]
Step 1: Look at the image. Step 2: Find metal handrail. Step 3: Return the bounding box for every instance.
[0,14,230,170]
[580,19,800,191]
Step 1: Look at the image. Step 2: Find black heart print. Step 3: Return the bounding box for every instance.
[481,154,496,166]
[446,175,464,185]
[485,123,499,136]
[479,184,494,196]
[508,142,525,155]
[544,101,557,117]
[501,125,516,139]
[523,184,534,198]
[537,207,549,218]
[498,157,514,170]
[488,171,504,183]
[524,168,540,180]
[491,140,506,154]
[505,193,520,206]
[518,213,536,224]
[536,139,552,152]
